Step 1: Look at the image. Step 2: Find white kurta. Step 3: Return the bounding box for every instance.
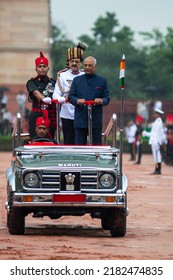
[53,69,84,120]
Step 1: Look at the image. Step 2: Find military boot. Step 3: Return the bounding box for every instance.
[150,163,161,175]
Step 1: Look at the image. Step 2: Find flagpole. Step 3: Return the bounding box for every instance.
[119,54,125,190]
[119,87,124,189]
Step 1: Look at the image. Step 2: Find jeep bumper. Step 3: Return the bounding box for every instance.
[6,192,126,208]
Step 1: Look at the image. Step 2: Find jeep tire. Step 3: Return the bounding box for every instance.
[109,208,126,237]
[101,216,111,230]
[7,207,25,235]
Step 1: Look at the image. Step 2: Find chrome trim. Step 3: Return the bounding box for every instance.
[12,192,126,208]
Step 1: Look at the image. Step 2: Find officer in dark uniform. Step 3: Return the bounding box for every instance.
[26,52,56,139]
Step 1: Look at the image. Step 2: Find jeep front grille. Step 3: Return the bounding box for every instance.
[23,170,116,192]
[81,171,98,189]
[42,170,60,189]
[41,170,98,191]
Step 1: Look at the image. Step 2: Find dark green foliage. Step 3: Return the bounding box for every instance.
[51,12,173,101]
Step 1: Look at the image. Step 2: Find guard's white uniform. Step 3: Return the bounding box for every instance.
[53,69,84,119]
[148,117,165,163]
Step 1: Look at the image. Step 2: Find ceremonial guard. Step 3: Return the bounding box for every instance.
[26,52,56,139]
[53,43,86,144]
[125,120,137,161]
[143,108,166,174]
[135,115,144,164]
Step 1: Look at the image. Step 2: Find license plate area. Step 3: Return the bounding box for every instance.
[53,194,86,203]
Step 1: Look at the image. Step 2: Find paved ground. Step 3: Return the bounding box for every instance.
[0,152,173,260]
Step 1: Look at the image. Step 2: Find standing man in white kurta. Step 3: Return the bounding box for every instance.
[53,43,86,144]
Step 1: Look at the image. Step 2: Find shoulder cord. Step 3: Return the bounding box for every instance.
[56,68,69,93]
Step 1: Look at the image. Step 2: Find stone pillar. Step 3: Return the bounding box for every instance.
[0,0,52,85]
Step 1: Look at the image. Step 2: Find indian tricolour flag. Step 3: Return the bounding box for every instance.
[119,54,125,89]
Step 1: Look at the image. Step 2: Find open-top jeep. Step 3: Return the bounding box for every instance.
[5,111,128,237]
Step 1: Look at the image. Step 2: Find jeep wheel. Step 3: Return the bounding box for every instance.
[8,207,25,235]
[101,216,110,230]
[109,209,126,237]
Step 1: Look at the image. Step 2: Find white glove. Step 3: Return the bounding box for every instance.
[142,130,148,137]
[42,97,51,104]
[57,96,66,104]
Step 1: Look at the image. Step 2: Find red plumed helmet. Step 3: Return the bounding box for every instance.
[166,114,173,124]
[35,51,49,67]
[136,115,144,124]
[36,117,50,128]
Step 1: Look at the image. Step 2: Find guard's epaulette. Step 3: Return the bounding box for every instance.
[48,77,56,83]
[57,68,69,78]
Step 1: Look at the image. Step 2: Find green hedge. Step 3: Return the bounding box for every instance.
[0,136,13,151]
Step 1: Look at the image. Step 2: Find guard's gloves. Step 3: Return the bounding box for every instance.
[57,96,66,104]
[142,130,149,137]
[42,97,51,104]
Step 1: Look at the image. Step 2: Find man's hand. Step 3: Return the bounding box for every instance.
[42,97,51,104]
[94,98,103,105]
[77,99,85,105]
[142,130,149,137]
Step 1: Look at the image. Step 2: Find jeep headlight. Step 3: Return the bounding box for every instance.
[99,173,115,188]
[23,172,39,187]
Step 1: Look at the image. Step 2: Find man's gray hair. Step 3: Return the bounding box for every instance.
[92,57,97,65]
[84,56,97,65]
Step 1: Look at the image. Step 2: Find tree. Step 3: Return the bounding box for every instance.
[51,25,74,78]
[91,12,119,44]
[140,28,173,98]
[51,13,173,100]
[115,26,134,44]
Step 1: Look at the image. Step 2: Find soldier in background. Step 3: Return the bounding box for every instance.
[125,120,137,161]
[143,108,166,174]
[134,115,144,164]
[136,99,150,126]
[0,90,8,113]
[0,108,12,135]
[0,90,8,132]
